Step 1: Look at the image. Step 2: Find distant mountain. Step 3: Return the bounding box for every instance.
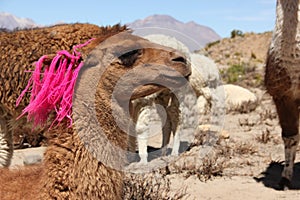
[0,12,38,30]
[128,15,221,51]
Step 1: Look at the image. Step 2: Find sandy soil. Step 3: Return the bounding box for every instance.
[170,175,300,200]
[164,89,300,199]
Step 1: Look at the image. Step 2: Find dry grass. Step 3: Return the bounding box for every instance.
[259,109,277,121]
[255,128,282,145]
[256,129,272,144]
[123,168,174,200]
[193,154,226,181]
[234,141,258,155]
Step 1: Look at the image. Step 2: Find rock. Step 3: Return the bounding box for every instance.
[198,124,215,132]
[10,146,46,168]
[222,84,258,113]
[265,119,274,126]
[23,154,43,165]
[196,124,228,140]
[196,95,209,114]
[220,131,230,139]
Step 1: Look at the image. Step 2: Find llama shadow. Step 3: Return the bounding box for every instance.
[146,141,191,162]
[254,161,300,190]
[127,141,191,163]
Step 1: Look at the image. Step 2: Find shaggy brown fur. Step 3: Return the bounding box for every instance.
[0,23,126,113]
[0,23,127,148]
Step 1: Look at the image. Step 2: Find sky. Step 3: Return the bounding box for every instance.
[0,0,276,38]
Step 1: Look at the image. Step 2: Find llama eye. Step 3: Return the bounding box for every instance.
[118,49,142,67]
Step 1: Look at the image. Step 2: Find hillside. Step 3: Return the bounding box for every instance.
[202,31,273,88]
[204,31,272,67]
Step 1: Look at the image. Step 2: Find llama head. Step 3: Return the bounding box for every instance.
[81,32,191,102]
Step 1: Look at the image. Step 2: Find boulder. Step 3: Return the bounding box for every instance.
[223,84,258,113]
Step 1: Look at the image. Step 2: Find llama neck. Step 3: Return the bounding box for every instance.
[95,88,130,150]
[72,66,130,164]
[41,81,127,199]
[271,0,300,57]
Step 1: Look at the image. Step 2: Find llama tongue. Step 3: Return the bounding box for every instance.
[16,38,95,128]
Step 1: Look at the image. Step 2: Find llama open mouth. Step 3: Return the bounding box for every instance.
[131,84,165,100]
[131,74,190,100]
[162,73,191,84]
[134,69,190,100]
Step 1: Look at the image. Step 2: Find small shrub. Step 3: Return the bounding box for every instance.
[206,40,220,49]
[234,52,242,57]
[260,109,277,121]
[251,52,257,59]
[253,73,263,86]
[231,29,244,38]
[195,155,225,181]
[123,168,172,200]
[221,64,245,83]
[256,129,272,144]
[234,142,257,155]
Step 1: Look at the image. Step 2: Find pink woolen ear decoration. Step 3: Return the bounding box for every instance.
[16,38,95,128]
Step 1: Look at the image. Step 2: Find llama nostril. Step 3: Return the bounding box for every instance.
[172,56,187,64]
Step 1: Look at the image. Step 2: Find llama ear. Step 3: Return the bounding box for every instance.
[118,49,142,67]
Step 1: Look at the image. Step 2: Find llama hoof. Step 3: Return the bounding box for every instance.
[138,161,148,166]
[139,157,148,164]
[275,177,291,190]
[171,150,179,156]
[161,147,168,156]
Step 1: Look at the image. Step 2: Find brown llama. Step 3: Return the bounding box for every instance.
[0,24,190,199]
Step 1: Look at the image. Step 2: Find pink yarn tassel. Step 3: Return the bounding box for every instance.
[16,38,95,128]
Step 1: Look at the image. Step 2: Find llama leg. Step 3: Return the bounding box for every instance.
[137,131,148,164]
[274,97,299,189]
[170,111,180,156]
[136,108,150,164]
[0,118,13,167]
[171,127,180,156]
[281,134,299,187]
[154,92,172,156]
[128,134,137,153]
[170,93,180,156]
[127,133,137,163]
[161,115,172,156]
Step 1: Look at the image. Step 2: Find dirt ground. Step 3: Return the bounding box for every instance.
[169,89,300,199]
